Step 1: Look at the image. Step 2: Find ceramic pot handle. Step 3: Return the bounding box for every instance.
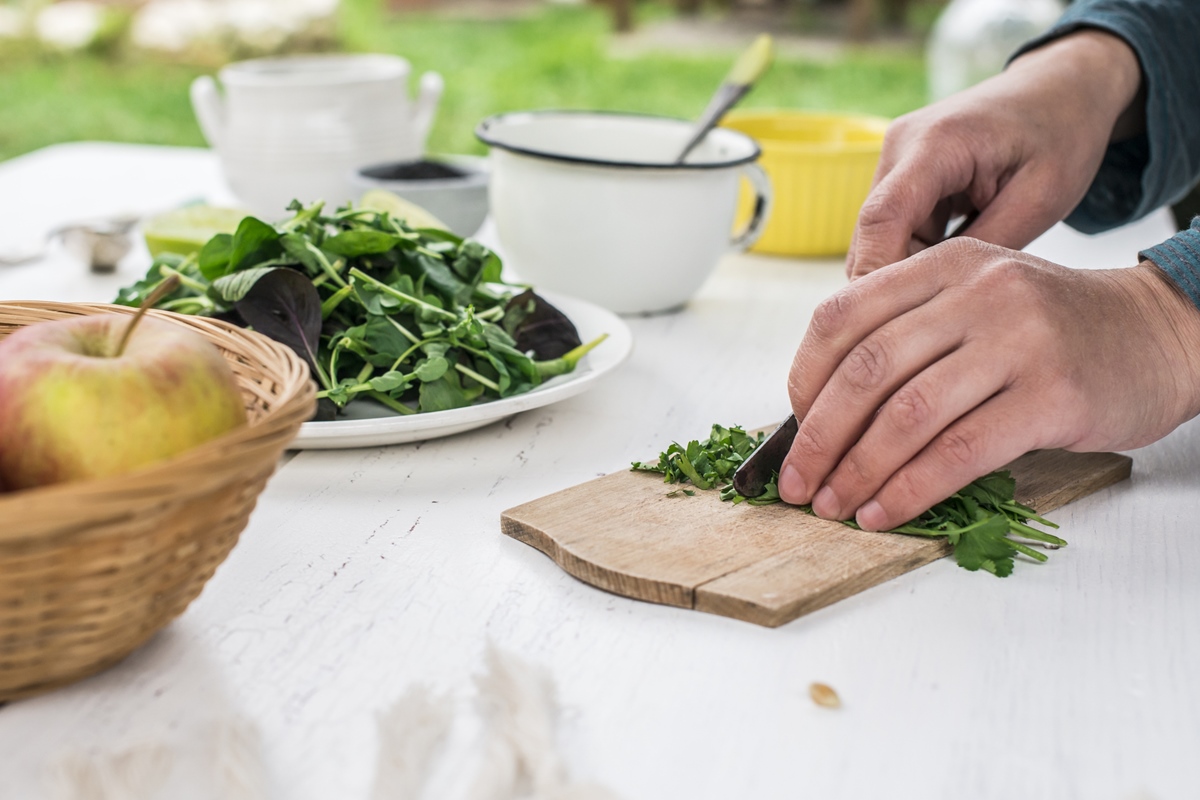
[730,162,773,251]
[190,76,225,151]
[411,71,444,153]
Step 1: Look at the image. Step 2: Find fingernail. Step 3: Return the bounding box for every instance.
[812,485,840,519]
[856,500,886,531]
[778,464,807,504]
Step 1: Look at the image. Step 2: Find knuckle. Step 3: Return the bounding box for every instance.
[791,423,827,461]
[855,194,895,233]
[883,468,922,510]
[808,290,857,343]
[933,427,984,469]
[841,336,892,393]
[837,450,875,486]
[978,255,1029,287]
[887,383,935,435]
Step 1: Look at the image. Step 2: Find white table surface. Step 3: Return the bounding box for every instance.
[1,142,1198,800]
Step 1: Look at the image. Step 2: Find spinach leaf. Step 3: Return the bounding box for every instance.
[230,216,282,273]
[198,233,234,281]
[234,268,323,378]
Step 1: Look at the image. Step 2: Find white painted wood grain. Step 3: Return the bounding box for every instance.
[0,145,1196,800]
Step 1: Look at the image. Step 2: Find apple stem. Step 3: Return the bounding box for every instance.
[114,274,181,358]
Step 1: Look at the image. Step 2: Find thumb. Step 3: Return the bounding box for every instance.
[846,152,968,280]
[953,168,1073,251]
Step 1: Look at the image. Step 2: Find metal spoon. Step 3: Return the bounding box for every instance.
[675,34,775,164]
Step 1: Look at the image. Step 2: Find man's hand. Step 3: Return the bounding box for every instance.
[779,238,1200,531]
[846,29,1145,280]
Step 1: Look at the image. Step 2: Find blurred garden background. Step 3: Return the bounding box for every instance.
[0,0,953,162]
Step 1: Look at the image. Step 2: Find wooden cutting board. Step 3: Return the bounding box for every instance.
[500,448,1132,627]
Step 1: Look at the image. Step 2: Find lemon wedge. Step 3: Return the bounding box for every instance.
[142,205,246,257]
[358,189,449,231]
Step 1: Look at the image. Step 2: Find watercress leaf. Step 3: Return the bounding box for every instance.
[351,276,401,315]
[324,230,404,257]
[422,341,451,359]
[198,233,235,280]
[418,369,474,412]
[211,266,279,303]
[414,253,473,306]
[368,371,411,393]
[230,216,282,272]
[414,356,450,382]
[480,250,503,283]
[281,232,325,274]
[234,268,323,374]
[416,227,464,246]
[360,314,415,357]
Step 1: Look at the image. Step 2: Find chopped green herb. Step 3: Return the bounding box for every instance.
[631,424,1065,577]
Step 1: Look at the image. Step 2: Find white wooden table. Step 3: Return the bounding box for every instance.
[1,143,1198,800]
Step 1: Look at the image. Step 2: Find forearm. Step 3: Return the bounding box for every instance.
[1013,0,1200,233]
[1007,28,1143,145]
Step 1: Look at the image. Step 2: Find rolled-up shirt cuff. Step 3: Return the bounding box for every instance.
[1141,218,1200,311]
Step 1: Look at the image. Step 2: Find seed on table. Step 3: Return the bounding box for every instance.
[809,682,841,709]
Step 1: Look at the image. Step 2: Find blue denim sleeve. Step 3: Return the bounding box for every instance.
[1141,217,1200,310]
[1013,0,1200,234]
[1013,0,1200,312]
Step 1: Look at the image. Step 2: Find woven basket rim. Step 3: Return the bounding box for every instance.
[0,301,316,531]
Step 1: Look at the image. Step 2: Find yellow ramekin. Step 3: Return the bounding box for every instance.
[723,111,889,257]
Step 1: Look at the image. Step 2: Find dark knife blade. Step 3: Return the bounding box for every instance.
[732,414,798,498]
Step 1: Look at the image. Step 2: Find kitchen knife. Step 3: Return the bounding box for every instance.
[732,414,798,498]
[732,210,981,498]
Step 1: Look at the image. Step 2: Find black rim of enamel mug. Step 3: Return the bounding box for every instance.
[475,110,762,170]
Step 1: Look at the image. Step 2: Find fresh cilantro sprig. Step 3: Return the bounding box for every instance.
[631,424,1065,577]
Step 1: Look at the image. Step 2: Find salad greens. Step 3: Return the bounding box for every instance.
[116,200,605,419]
[631,424,1066,577]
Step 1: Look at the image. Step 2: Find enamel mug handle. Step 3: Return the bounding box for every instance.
[731,162,772,251]
[190,75,225,151]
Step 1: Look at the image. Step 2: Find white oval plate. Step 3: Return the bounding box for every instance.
[292,292,633,449]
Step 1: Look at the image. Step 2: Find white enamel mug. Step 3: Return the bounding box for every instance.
[476,111,771,314]
[191,54,443,216]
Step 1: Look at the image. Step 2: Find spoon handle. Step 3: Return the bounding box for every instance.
[674,34,774,164]
[674,83,751,165]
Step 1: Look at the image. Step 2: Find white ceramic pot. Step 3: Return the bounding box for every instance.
[191,54,443,217]
[476,111,771,315]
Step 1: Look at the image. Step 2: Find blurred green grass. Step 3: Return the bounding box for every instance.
[0,0,925,162]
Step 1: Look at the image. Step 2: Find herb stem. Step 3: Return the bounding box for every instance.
[349,268,457,322]
[536,333,608,378]
[157,264,209,294]
[455,362,501,392]
[385,315,422,346]
[321,284,354,319]
[307,241,348,289]
[367,390,417,415]
[390,339,433,372]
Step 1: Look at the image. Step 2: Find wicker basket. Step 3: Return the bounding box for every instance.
[0,302,315,701]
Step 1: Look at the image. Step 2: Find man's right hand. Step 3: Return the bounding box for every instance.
[846,28,1145,280]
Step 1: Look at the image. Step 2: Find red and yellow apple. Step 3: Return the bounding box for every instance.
[0,313,247,490]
